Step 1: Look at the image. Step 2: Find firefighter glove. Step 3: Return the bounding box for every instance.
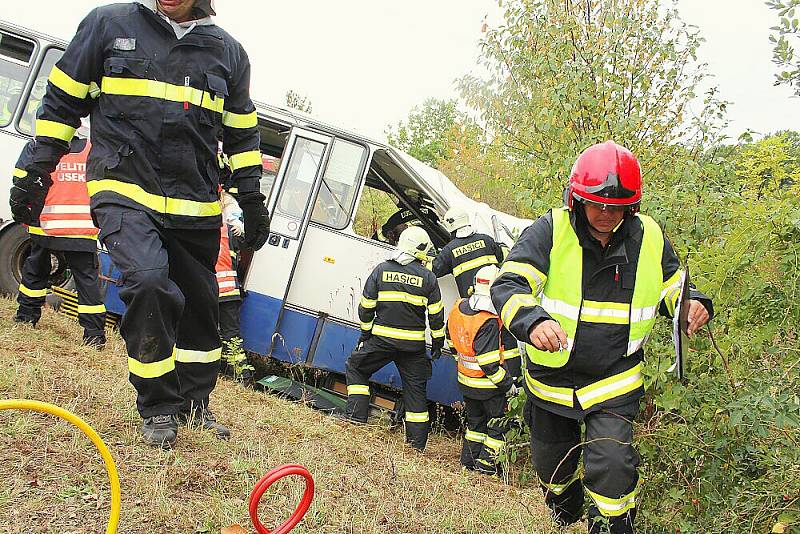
[10,171,51,225]
[358,330,372,347]
[430,338,444,360]
[238,191,271,250]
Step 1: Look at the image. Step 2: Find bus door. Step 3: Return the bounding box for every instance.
[240,127,333,359]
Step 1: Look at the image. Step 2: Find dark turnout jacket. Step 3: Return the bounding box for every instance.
[491,207,713,418]
[433,232,505,297]
[14,3,261,229]
[358,259,446,354]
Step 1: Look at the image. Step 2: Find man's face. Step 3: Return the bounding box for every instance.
[157,0,196,22]
[583,202,626,234]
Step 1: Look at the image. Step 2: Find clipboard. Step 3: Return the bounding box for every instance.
[668,263,691,380]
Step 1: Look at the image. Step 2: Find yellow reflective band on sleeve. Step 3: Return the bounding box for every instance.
[405,411,429,423]
[371,324,426,341]
[77,304,106,314]
[575,364,643,410]
[228,187,238,194]
[452,255,499,277]
[377,291,428,307]
[347,384,370,396]
[48,65,89,99]
[222,109,258,129]
[100,77,224,113]
[360,321,373,331]
[464,430,486,443]
[360,296,377,309]
[27,225,97,240]
[475,350,502,365]
[89,81,100,99]
[13,167,27,178]
[88,179,221,217]
[128,349,176,379]
[664,287,680,316]
[503,347,521,359]
[487,367,506,384]
[585,485,637,517]
[18,284,47,298]
[661,269,682,300]
[499,261,547,292]
[175,347,222,364]
[430,326,446,339]
[427,300,444,315]
[525,372,574,407]
[458,374,498,389]
[229,150,262,171]
[35,119,76,142]
[500,293,538,330]
[483,435,504,452]
[542,470,581,496]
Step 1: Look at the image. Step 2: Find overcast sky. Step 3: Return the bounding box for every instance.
[7,0,798,142]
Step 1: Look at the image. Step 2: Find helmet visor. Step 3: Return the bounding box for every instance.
[583,173,637,200]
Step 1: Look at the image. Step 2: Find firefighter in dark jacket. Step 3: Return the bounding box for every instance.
[9,0,270,448]
[14,122,106,349]
[433,206,505,298]
[448,265,517,476]
[343,226,446,451]
[491,141,713,533]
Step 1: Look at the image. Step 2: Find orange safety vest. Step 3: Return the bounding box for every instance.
[215,222,240,300]
[448,299,504,378]
[36,141,97,238]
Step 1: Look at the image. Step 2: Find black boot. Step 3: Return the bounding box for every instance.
[13,314,37,327]
[141,414,178,449]
[178,408,230,439]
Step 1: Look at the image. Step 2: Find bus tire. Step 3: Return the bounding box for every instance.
[0,224,30,296]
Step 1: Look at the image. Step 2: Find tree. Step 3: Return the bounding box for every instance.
[457,0,728,215]
[385,98,463,167]
[285,90,313,113]
[767,0,800,95]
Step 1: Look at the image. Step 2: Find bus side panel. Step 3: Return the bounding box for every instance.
[240,291,282,355]
[272,306,317,364]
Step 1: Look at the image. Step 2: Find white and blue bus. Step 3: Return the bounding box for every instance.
[0,19,531,410]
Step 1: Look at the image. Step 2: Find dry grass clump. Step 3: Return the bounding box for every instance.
[0,297,564,533]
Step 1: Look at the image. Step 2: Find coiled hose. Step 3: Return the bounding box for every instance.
[248,464,314,534]
[0,399,121,534]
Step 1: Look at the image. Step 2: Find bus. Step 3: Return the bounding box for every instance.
[0,19,531,410]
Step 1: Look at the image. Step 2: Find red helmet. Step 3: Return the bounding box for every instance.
[568,141,642,209]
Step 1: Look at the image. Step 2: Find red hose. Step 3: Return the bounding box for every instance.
[248,464,314,534]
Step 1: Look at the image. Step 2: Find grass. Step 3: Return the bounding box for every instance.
[0,297,567,533]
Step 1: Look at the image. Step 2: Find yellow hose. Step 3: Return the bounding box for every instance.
[0,399,121,533]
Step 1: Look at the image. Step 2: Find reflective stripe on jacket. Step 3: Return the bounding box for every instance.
[215,222,240,301]
[15,3,261,230]
[433,233,505,297]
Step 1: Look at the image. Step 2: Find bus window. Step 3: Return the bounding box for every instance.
[275,136,326,226]
[353,185,400,242]
[19,47,63,135]
[260,154,281,200]
[311,139,366,229]
[0,31,35,128]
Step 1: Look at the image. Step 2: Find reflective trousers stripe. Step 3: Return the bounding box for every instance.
[585,485,637,517]
[128,349,176,379]
[465,430,486,443]
[347,384,370,396]
[18,284,47,298]
[542,470,581,496]
[174,347,222,364]
[372,324,426,341]
[88,179,221,217]
[77,304,106,314]
[405,411,429,423]
[483,435,504,452]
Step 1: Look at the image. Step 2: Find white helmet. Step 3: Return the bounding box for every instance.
[397,226,433,261]
[472,265,499,297]
[443,206,470,233]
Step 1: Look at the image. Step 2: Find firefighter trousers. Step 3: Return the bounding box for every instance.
[462,394,508,474]
[94,206,221,419]
[527,400,639,533]
[16,242,105,340]
[345,347,432,450]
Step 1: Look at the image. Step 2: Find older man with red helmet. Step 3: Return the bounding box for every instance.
[491,141,713,533]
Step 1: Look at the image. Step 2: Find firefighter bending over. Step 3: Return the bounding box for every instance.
[448,265,517,476]
[491,141,713,533]
[13,122,106,348]
[10,0,270,448]
[342,226,445,451]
